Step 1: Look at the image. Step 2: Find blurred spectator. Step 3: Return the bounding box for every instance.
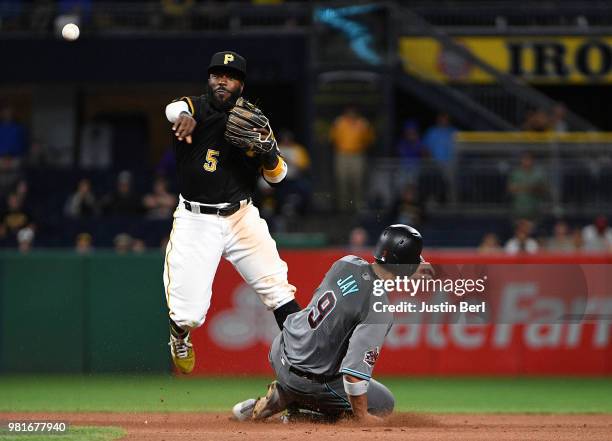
[79,120,113,169]
[113,233,133,254]
[505,219,539,255]
[572,228,585,252]
[0,103,27,162]
[0,103,27,194]
[161,0,194,18]
[102,171,143,216]
[397,120,425,164]
[143,176,177,219]
[522,108,549,131]
[422,113,456,164]
[64,178,99,218]
[421,113,456,205]
[546,221,575,253]
[582,215,612,252]
[3,178,31,212]
[17,226,35,253]
[329,106,374,211]
[277,129,311,216]
[0,192,34,246]
[478,233,502,254]
[348,226,369,252]
[389,184,424,227]
[549,103,568,133]
[75,232,93,254]
[13,178,30,207]
[507,152,547,221]
[132,238,147,254]
[396,119,425,185]
[161,0,194,30]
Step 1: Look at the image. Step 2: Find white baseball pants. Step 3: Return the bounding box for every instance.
[163,195,296,330]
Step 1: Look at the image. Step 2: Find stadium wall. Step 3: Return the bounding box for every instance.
[0,36,307,83]
[0,252,170,373]
[0,251,610,375]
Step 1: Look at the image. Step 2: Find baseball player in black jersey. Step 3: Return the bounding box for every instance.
[163,51,301,374]
[232,225,428,423]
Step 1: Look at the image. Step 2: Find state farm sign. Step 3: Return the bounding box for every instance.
[190,253,612,375]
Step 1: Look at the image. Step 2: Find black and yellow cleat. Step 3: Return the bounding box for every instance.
[169,331,195,374]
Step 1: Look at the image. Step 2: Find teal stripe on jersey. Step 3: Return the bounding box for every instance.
[340,368,371,380]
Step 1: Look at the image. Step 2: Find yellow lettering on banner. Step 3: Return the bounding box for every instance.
[399,36,612,84]
[224,54,235,64]
[203,149,219,172]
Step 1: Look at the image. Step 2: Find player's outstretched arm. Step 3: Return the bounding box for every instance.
[165,101,196,144]
[344,375,382,423]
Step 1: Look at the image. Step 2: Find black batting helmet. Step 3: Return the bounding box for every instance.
[373,224,423,266]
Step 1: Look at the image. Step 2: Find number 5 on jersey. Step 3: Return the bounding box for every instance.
[203,149,219,172]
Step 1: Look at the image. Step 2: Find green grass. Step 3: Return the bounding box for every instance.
[0,426,124,441]
[383,377,612,413]
[0,375,611,414]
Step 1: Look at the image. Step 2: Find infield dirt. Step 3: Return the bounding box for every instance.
[1,412,611,440]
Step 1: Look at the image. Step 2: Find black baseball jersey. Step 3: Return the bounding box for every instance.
[172,95,264,204]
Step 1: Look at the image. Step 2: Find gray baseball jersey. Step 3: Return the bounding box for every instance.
[280,255,393,381]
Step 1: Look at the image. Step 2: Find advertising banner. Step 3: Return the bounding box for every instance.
[400,36,612,84]
[192,251,612,375]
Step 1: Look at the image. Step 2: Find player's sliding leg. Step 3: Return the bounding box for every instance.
[252,381,289,420]
[232,380,290,421]
[232,398,257,421]
[163,203,224,373]
[306,377,394,420]
[223,204,299,330]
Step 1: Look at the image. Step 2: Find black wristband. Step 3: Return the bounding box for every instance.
[261,151,279,169]
[273,299,301,330]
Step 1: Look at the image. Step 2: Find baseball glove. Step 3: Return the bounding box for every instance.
[225,97,277,154]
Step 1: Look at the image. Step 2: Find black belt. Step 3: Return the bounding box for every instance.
[184,197,251,217]
[288,365,340,384]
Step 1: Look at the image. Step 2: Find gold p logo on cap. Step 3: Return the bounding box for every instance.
[224,53,235,64]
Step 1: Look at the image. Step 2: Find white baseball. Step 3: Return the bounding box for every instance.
[62,23,80,41]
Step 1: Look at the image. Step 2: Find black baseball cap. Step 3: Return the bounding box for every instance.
[208,51,247,80]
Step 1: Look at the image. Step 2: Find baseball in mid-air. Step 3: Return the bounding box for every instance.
[62,23,80,41]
